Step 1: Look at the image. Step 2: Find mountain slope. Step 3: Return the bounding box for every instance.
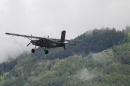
[1,42,130,86]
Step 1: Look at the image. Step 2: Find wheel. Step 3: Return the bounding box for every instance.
[64,46,66,50]
[32,49,35,53]
[45,50,49,54]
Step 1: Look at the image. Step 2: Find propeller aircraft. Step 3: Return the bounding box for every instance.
[5,30,81,54]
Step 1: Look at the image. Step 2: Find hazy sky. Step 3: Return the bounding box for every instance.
[0,0,130,62]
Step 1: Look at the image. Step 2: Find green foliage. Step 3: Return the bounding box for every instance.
[0,60,17,75]
[0,55,89,86]
[1,45,130,86]
[113,43,130,64]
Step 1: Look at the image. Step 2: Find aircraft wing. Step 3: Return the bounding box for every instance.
[5,33,82,43]
[5,32,70,42]
[5,33,46,39]
[5,32,72,43]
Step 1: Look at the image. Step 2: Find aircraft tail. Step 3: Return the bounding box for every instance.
[60,30,66,42]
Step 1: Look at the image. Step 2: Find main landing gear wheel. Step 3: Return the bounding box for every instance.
[45,50,49,54]
[32,49,35,53]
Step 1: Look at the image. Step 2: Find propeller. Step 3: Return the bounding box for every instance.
[27,42,31,46]
[27,34,32,46]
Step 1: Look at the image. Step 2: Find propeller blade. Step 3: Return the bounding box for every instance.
[27,42,31,46]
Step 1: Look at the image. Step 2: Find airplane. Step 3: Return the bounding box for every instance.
[5,30,81,54]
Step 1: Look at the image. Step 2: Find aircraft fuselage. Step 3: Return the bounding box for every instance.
[31,39,65,48]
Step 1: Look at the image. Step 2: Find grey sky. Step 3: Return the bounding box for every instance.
[0,0,130,62]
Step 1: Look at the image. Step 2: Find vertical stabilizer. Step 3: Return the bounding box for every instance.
[60,30,66,42]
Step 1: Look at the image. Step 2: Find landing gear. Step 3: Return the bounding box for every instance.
[45,50,49,54]
[41,47,49,54]
[31,47,49,54]
[32,49,35,53]
[64,46,66,50]
[31,45,37,53]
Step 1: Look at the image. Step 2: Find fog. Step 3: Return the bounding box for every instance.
[74,68,98,81]
[0,0,130,62]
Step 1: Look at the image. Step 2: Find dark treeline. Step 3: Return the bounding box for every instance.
[80,28,126,53]
[0,54,26,76]
[0,60,17,75]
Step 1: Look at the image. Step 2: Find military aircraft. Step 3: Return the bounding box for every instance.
[5,30,80,54]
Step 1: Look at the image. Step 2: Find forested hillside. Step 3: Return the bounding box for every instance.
[0,27,130,86]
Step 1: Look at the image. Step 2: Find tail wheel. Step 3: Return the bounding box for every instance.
[32,49,35,53]
[45,50,49,54]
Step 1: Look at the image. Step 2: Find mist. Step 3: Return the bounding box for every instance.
[74,50,114,81]
[0,0,130,63]
[74,68,98,81]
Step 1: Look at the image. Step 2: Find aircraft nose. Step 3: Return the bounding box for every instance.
[31,40,36,44]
